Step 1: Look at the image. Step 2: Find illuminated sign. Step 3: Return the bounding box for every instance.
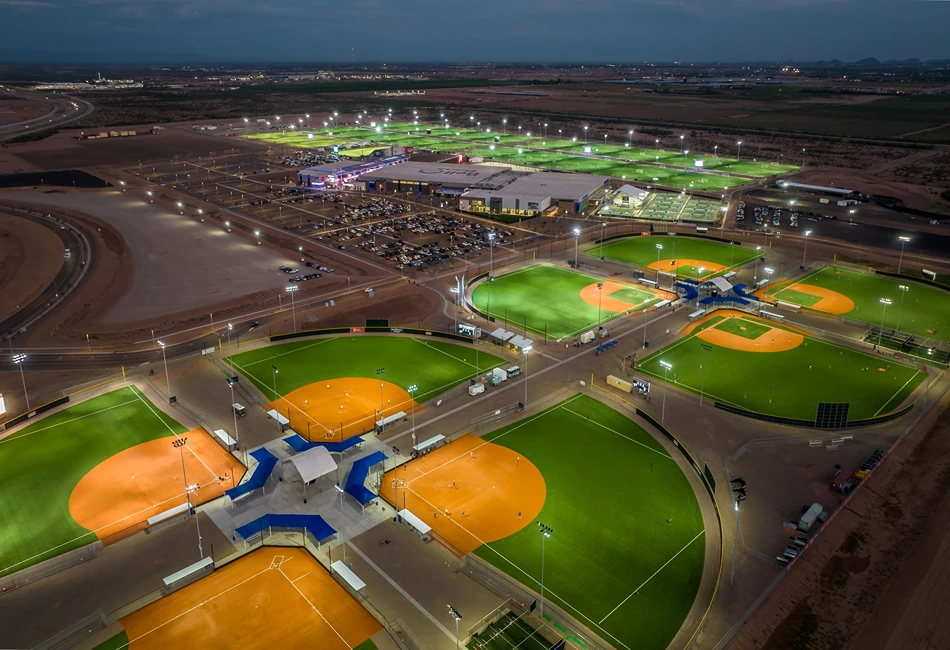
[694,160,704,168]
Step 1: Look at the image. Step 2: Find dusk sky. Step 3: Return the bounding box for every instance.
[1,0,949,63]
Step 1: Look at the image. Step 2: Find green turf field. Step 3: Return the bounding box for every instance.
[773,267,950,343]
[227,336,505,403]
[476,394,705,650]
[471,264,663,339]
[638,314,925,421]
[93,632,130,650]
[0,387,188,578]
[591,235,762,279]
[472,612,551,650]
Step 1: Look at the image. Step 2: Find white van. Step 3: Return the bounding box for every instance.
[469,383,486,396]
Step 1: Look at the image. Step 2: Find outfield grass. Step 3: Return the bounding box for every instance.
[227,336,505,403]
[638,314,925,421]
[591,235,762,279]
[774,267,950,343]
[0,387,188,577]
[471,264,662,339]
[476,394,705,650]
[472,613,550,650]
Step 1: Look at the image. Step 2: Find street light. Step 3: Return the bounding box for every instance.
[13,353,28,410]
[157,341,171,401]
[897,235,911,274]
[877,298,892,348]
[801,230,812,268]
[448,605,462,650]
[537,522,553,617]
[897,285,909,332]
[286,285,298,333]
[659,360,672,424]
[573,228,581,268]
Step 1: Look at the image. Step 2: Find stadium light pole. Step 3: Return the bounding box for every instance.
[487,232,496,318]
[271,364,279,403]
[537,522,553,617]
[660,360,672,424]
[13,353,28,411]
[680,134,685,155]
[573,228,581,268]
[286,285,298,333]
[763,268,774,299]
[897,235,911,274]
[158,341,171,402]
[877,298,892,348]
[523,346,532,404]
[448,605,462,650]
[801,230,812,268]
[699,344,713,407]
[736,141,743,161]
[502,118,507,134]
[714,145,719,157]
[583,125,588,143]
[896,285,909,332]
[655,138,660,151]
[628,129,634,145]
[600,222,607,260]
[227,375,246,468]
[597,282,604,326]
[753,246,762,281]
[172,437,202,559]
[408,384,418,446]
[655,243,663,283]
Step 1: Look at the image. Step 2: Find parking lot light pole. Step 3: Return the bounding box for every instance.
[448,605,462,650]
[897,285,909,332]
[286,286,298,333]
[878,298,892,348]
[158,341,171,401]
[897,235,911,274]
[537,522,553,617]
[13,353,28,410]
[660,360,673,424]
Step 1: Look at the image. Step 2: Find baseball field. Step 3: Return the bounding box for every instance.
[470,264,671,340]
[0,386,241,578]
[381,394,706,650]
[767,266,950,343]
[637,311,926,421]
[227,336,505,441]
[95,548,380,650]
[590,235,763,279]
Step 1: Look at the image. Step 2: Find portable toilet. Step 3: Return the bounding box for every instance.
[580,331,596,344]
[492,367,507,385]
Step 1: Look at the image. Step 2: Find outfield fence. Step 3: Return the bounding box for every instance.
[1,540,103,593]
[0,371,126,433]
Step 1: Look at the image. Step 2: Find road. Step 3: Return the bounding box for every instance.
[0,89,94,143]
[0,208,90,340]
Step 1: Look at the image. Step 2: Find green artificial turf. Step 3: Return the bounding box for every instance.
[354,639,379,650]
[471,264,660,339]
[608,287,655,304]
[475,394,705,650]
[93,631,130,650]
[473,613,550,650]
[0,387,187,578]
[227,336,505,403]
[638,315,925,421]
[716,317,771,340]
[775,267,950,343]
[591,235,762,277]
[773,288,823,307]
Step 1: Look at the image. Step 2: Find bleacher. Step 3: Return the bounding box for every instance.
[595,340,619,356]
[700,295,751,306]
[673,282,700,300]
[235,514,336,545]
[344,451,387,507]
[283,433,364,454]
[731,284,760,302]
[225,448,278,502]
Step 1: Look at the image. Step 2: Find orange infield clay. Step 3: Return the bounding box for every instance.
[271,378,416,442]
[69,429,242,541]
[380,433,545,556]
[647,258,727,275]
[696,316,805,353]
[120,547,380,650]
[579,281,673,313]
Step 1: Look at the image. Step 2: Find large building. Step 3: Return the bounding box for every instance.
[298,155,408,188]
[354,162,609,216]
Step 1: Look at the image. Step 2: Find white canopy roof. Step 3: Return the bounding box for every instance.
[286,446,337,484]
[710,276,733,293]
[490,328,515,341]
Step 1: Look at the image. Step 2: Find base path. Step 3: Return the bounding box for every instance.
[579,281,674,313]
[380,433,546,556]
[696,316,804,353]
[118,547,380,650]
[272,378,415,442]
[68,429,243,541]
[648,258,726,275]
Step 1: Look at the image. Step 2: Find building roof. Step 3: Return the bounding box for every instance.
[360,162,502,186]
[615,184,650,200]
[709,276,733,293]
[779,181,854,195]
[501,172,609,201]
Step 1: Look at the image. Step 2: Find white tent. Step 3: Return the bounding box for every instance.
[285,446,338,503]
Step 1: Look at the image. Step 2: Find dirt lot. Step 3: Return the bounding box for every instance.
[792,167,950,216]
[0,211,63,323]
[0,98,50,128]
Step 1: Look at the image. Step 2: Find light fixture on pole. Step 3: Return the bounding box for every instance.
[172,437,202,559]
[157,341,172,402]
[801,230,812,268]
[699,344,712,407]
[448,605,462,650]
[897,235,911,274]
[597,282,604,326]
[736,141,743,161]
[659,360,672,424]
[680,134,685,154]
[583,125,588,143]
[13,353,28,411]
[271,364,279,406]
[877,298,892,348]
[573,228,581,268]
[286,285,299,332]
[600,222,607,260]
[487,232,496,317]
[763,267,774,299]
[896,285,909,332]
[537,522,553,617]
[655,243,663,283]
[523,345,532,404]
